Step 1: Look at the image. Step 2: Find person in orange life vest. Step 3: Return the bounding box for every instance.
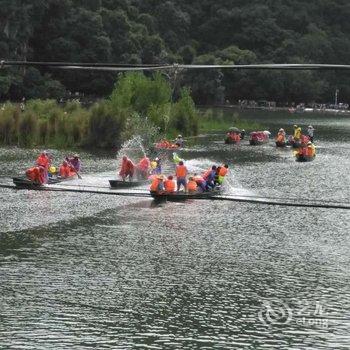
[38,166,47,184]
[203,165,217,189]
[119,156,135,181]
[26,167,41,184]
[187,177,198,193]
[36,151,50,169]
[164,175,176,193]
[219,164,229,177]
[137,156,150,179]
[150,175,165,194]
[59,160,73,178]
[175,160,188,192]
[36,151,50,183]
[307,141,316,157]
[193,173,207,192]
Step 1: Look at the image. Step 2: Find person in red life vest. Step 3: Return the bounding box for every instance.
[150,175,165,194]
[164,175,176,193]
[136,156,150,179]
[38,166,47,184]
[187,177,198,193]
[119,156,135,181]
[175,160,188,192]
[59,160,74,178]
[193,173,207,192]
[36,151,50,183]
[26,167,42,184]
[36,151,50,169]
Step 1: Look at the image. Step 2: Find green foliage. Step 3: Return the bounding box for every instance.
[0,72,199,148]
[3,0,350,105]
[170,88,199,136]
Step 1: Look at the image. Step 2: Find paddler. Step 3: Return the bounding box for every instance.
[307,141,316,157]
[36,151,50,183]
[66,154,81,172]
[217,164,229,185]
[276,128,286,143]
[164,175,176,193]
[174,135,184,148]
[175,160,188,192]
[26,166,42,184]
[187,177,198,193]
[119,156,135,181]
[193,173,207,192]
[203,165,217,189]
[136,155,150,179]
[150,175,165,194]
[59,160,74,178]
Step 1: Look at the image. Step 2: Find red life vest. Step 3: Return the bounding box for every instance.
[36,154,49,169]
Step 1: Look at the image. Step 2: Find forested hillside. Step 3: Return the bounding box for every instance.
[1,0,350,103]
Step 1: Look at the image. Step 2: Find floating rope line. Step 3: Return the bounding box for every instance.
[1,183,349,210]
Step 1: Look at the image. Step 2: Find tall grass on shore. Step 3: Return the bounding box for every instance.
[0,72,200,149]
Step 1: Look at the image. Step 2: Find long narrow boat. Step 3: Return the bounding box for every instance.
[151,187,222,201]
[109,179,148,188]
[295,154,316,162]
[12,174,78,189]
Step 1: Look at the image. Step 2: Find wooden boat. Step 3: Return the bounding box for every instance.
[109,179,148,188]
[13,174,77,189]
[225,138,239,145]
[295,154,316,162]
[151,187,222,201]
[249,131,270,145]
[275,141,287,147]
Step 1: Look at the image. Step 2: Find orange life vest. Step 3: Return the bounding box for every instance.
[187,180,197,192]
[219,167,228,177]
[150,178,160,191]
[164,179,175,193]
[276,134,284,142]
[176,164,187,178]
[307,146,314,157]
[60,164,72,177]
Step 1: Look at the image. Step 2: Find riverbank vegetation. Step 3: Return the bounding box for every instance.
[2,1,350,104]
[0,73,199,148]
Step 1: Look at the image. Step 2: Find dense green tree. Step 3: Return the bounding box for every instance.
[2,0,350,103]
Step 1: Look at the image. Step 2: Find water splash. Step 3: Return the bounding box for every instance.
[116,135,146,163]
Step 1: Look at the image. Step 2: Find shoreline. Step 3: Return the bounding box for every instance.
[199,104,350,114]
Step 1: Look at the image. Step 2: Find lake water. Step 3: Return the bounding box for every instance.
[0,110,349,349]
